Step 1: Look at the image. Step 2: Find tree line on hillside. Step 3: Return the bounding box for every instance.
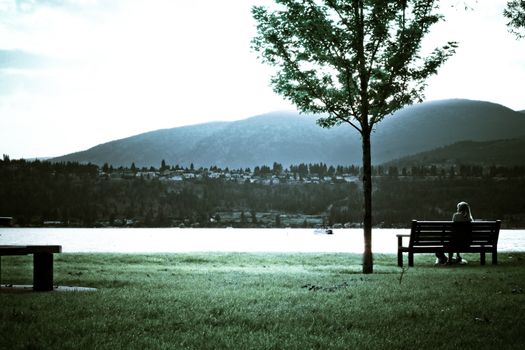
[1,156,524,228]
[0,156,359,227]
[94,157,525,179]
[99,159,363,178]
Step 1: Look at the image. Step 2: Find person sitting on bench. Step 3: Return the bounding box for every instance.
[435,201,472,265]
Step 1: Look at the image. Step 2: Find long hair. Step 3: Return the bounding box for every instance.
[457,201,473,221]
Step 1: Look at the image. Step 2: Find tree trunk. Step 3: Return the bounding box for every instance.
[362,130,373,274]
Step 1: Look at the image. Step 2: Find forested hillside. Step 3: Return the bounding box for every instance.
[386,137,525,168]
[2,157,524,228]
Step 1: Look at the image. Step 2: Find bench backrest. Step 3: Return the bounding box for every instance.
[409,220,501,248]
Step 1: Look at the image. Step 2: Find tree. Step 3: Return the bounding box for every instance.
[504,0,525,38]
[272,161,284,175]
[251,210,258,224]
[252,0,456,273]
[160,159,167,172]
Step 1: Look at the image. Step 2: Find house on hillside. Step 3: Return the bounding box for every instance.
[323,176,333,183]
[208,172,221,179]
[343,175,359,183]
[136,171,158,179]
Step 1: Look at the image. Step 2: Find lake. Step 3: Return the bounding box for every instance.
[1,228,524,253]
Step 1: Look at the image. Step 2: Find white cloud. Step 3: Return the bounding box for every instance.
[0,0,292,157]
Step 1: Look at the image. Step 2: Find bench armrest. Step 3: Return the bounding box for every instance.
[397,234,410,248]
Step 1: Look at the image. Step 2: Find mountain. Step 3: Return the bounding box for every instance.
[384,137,525,168]
[51,99,525,168]
[371,99,525,162]
[53,112,362,168]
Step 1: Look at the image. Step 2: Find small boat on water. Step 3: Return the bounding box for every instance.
[314,228,333,235]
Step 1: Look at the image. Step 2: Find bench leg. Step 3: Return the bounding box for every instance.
[397,251,403,267]
[408,253,414,267]
[480,252,486,265]
[492,251,498,265]
[33,253,54,291]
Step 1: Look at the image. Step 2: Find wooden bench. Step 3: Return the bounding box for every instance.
[397,220,501,267]
[0,245,62,291]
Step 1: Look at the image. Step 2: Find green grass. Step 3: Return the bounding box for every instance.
[1,252,525,349]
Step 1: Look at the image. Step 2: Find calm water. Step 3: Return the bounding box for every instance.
[1,228,524,253]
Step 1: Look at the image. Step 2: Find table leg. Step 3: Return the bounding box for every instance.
[33,253,54,291]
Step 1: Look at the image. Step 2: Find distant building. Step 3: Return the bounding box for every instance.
[43,220,63,226]
[343,175,359,183]
[136,171,158,179]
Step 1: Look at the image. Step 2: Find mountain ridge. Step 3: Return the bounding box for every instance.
[51,99,525,168]
[385,137,525,168]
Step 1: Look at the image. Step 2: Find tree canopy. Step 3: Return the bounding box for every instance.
[252,0,457,134]
[504,0,525,39]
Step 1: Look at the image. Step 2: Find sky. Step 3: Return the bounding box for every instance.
[0,0,523,159]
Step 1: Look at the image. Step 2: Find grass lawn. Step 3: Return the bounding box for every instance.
[1,252,524,349]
